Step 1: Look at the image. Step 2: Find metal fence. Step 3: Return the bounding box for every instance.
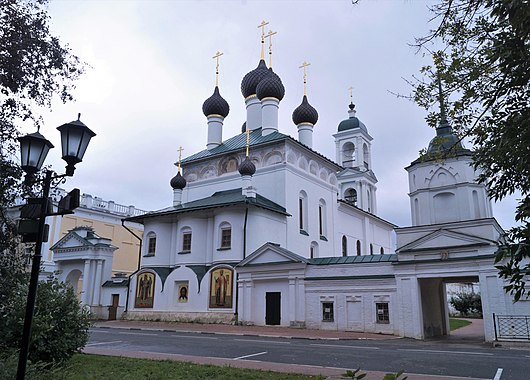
[493,313,530,340]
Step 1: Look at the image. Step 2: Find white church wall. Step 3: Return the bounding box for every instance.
[141,220,173,267]
[245,211,287,255]
[251,279,291,326]
[174,217,209,264]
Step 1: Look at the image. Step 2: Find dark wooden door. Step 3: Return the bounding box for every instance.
[108,294,119,320]
[265,292,281,325]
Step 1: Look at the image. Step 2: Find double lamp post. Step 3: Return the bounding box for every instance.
[16,114,95,380]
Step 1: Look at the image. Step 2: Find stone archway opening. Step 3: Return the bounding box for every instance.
[419,276,484,341]
[65,269,83,300]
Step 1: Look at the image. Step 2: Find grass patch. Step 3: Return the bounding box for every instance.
[57,354,324,379]
[449,318,472,331]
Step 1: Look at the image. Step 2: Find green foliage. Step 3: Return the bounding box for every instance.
[0,272,92,364]
[0,350,68,380]
[411,0,530,301]
[342,367,366,379]
[383,370,407,380]
[450,292,482,316]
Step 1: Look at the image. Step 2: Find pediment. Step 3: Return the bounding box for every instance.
[238,242,308,267]
[51,232,91,251]
[397,228,495,253]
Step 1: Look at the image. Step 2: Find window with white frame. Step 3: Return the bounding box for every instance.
[322,302,334,322]
[146,233,156,256]
[376,302,389,323]
[310,241,318,259]
[219,222,232,249]
[299,191,308,234]
[318,199,326,239]
[356,240,361,256]
[181,228,192,253]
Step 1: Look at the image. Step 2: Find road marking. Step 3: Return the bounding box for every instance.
[171,335,218,340]
[493,368,503,380]
[234,338,290,345]
[233,351,268,360]
[85,340,122,346]
[398,348,493,356]
[310,343,379,350]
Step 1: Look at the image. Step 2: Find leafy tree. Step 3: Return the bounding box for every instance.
[410,0,529,300]
[450,292,482,317]
[0,0,88,367]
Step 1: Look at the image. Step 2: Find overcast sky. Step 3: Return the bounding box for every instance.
[23,0,518,229]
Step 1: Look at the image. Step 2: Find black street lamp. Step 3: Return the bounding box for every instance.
[16,114,95,380]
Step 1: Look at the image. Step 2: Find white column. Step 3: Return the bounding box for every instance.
[92,259,104,306]
[238,279,245,320]
[81,259,91,305]
[207,115,224,150]
[288,278,296,324]
[261,97,279,136]
[297,123,313,148]
[244,280,253,323]
[173,188,183,206]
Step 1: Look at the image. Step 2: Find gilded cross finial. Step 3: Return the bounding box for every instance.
[177,146,184,173]
[265,30,277,68]
[257,20,269,60]
[245,128,251,157]
[348,86,354,103]
[212,51,223,87]
[299,61,311,96]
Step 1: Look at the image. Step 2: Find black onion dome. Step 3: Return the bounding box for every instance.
[241,59,269,98]
[256,69,285,101]
[241,121,247,133]
[170,172,186,190]
[292,95,318,125]
[238,157,256,176]
[202,86,229,118]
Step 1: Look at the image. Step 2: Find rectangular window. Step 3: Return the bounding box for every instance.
[220,228,231,248]
[299,198,304,230]
[322,302,334,322]
[376,302,389,324]
[147,237,156,255]
[319,205,323,236]
[182,233,192,252]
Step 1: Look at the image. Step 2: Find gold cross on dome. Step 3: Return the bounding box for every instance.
[177,146,184,172]
[265,30,277,68]
[212,51,223,87]
[257,20,269,59]
[299,61,311,95]
[245,128,251,157]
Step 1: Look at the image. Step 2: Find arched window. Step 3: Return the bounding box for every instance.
[356,240,361,256]
[310,241,318,259]
[146,232,156,256]
[319,199,326,238]
[344,188,357,206]
[219,222,231,249]
[363,143,369,169]
[180,227,192,253]
[367,189,371,213]
[342,142,355,167]
[414,198,420,225]
[370,243,373,255]
[299,191,308,233]
[342,236,347,257]
[472,190,480,219]
[380,247,384,255]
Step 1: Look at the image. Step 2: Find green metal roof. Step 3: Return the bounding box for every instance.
[125,188,289,223]
[309,254,398,265]
[180,128,341,170]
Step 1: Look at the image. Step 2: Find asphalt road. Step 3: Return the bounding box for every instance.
[87,328,530,379]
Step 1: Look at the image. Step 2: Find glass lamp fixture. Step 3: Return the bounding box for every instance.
[17,131,54,179]
[56,113,96,176]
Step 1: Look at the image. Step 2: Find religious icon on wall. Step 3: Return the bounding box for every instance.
[135,272,155,308]
[209,268,232,308]
[177,283,188,303]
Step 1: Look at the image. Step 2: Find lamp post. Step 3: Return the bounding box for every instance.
[16,114,95,380]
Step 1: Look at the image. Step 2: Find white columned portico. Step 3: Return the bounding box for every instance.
[288,278,296,323]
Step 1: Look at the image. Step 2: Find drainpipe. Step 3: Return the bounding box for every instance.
[234,202,249,325]
[121,219,143,312]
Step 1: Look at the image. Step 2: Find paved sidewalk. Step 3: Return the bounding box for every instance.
[87,320,489,380]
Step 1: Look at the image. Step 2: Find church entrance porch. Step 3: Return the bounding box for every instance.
[265,292,281,325]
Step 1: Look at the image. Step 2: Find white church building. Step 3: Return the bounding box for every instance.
[120,36,529,342]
